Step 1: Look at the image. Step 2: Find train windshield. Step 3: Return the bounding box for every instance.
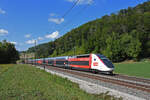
[97,54,114,68]
[101,59,114,68]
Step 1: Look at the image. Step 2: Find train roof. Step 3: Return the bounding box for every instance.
[44,57,55,60]
[75,54,90,57]
[96,54,106,57]
[43,56,69,60]
[55,56,68,59]
[68,54,90,58]
[27,54,107,60]
[71,54,106,58]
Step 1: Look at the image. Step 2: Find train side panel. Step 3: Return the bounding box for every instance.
[54,56,69,67]
[68,55,91,69]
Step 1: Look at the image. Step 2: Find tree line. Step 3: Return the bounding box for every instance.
[0,40,19,64]
[27,1,150,62]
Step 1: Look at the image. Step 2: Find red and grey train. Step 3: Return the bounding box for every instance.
[26,54,114,74]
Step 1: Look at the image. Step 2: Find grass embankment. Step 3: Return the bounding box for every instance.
[114,61,150,78]
[0,64,122,100]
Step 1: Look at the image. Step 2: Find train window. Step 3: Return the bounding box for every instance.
[101,59,114,68]
[94,58,96,61]
[97,54,114,68]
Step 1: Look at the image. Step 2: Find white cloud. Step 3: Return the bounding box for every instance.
[0,8,6,14]
[50,13,57,17]
[26,39,36,44]
[66,0,93,5]
[45,31,59,39]
[26,37,43,45]
[0,29,8,36]
[38,37,43,40]
[10,41,17,45]
[48,18,64,24]
[25,34,31,38]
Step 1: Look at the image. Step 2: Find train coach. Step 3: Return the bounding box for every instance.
[27,54,114,74]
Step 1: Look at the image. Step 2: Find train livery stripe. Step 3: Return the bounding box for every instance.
[69,61,89,66]
[69,64,90,69]
[68,58,89,61]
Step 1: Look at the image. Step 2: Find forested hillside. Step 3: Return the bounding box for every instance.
[0,40,19,64]
[27,1,150,62]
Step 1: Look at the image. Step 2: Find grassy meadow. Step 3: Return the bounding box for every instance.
[0,64,122,100]
[114,61,150,78]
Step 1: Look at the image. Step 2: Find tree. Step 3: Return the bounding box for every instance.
[0,40,19,64]
[121,33,141,60]
[102,32,123,62]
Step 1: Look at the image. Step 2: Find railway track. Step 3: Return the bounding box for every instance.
[91,73,150,86]
[36,65,150,93]
[114,74,150,84]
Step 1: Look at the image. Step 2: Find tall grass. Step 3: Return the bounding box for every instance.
[0,64,122,100]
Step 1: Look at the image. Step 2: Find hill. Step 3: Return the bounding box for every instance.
[27,1,150,62]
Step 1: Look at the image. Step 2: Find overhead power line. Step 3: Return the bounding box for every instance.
[47,0,93,43]
[58,1,93,34]
[62,0,80,18]
[47,0,80,36]
[59,5,88,32]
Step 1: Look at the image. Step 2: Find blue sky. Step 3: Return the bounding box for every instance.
[0,0,147,51]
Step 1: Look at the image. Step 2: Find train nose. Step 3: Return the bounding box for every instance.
[107,68,114,72]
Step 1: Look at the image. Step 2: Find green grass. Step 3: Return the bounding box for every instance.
[0,64,13,75]
[0,64,122,100]
[114,61,150,78]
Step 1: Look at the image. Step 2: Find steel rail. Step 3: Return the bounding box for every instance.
[42,65,150,93]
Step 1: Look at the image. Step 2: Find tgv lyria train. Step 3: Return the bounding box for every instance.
[26,54,114,74]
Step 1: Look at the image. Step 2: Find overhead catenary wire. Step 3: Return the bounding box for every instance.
[58,3,91,34]
[47,0,94,42]
[39,0,93,44]
[47,0,81,38]
[56,0,94,39]
[62,0,80,18]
